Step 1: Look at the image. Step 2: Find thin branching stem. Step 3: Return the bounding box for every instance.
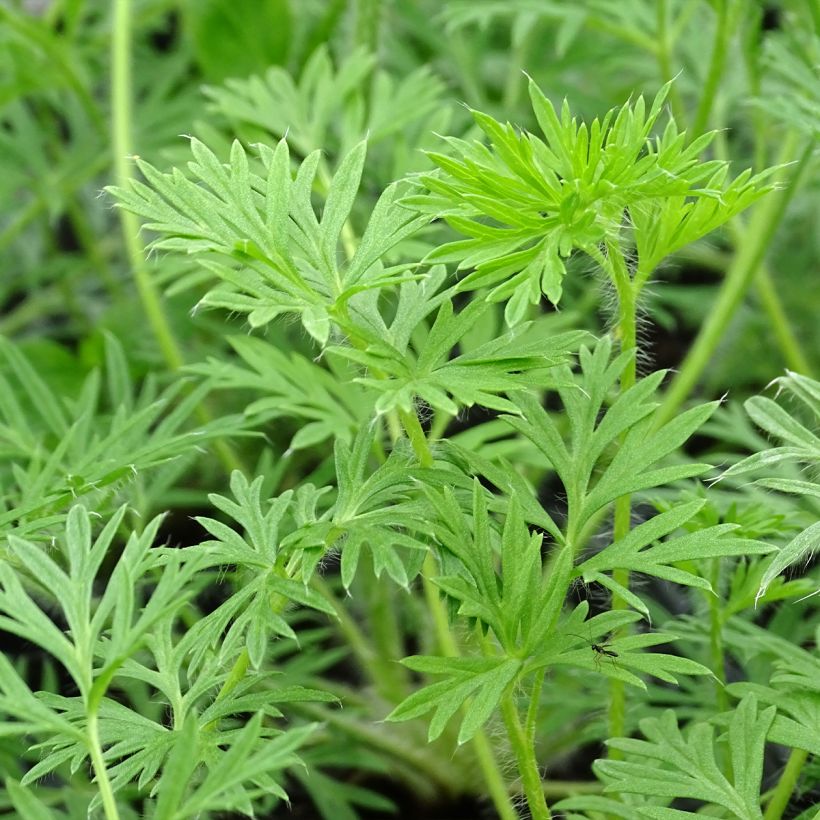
[111,0,245,477]
[606,242,637,752]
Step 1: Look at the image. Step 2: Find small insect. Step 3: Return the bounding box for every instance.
[590,640,619,662]
[567,631,619,670]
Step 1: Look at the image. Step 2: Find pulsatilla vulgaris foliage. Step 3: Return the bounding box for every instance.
[1,7,818,819]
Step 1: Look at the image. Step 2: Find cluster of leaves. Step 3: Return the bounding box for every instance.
[1,1,818,819]
[408,79,774,324]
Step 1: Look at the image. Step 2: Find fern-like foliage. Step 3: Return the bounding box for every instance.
[203,45,449,175]
[405,78,774,323]
[0,334,243,542]
[718,371,820,602]
[556,695,776,818]
[109,138,429,344]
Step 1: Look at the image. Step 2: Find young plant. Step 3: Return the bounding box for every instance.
[1,3,818,818]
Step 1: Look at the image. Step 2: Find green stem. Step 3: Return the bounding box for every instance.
[755,267,814,376]
[708,561,730,712]
[112,0,246,476]
[543,781,603,797]
[501,694,552,819]
[762,747,809,820]
[526,671,545,746]
[607,243,637,751]
[0,287,66,336]
[353,0,382,53]
[657,133,811,425]
[690,0,733,138]
[397,409,517,820]
[312,575,382,680]
[712,118,813,377]
[204,648,250,731]
[363,551,410,701]
[707,559,733,781]
[806,0,820,34]
[399,408,433,467]
[87,711,120,820]
[502,24,536,111]
[111,0,184,373]
[656,0,686,124]
[295,702,463,798]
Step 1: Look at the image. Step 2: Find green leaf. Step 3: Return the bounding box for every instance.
[405,77,772,317]
[320,140,366,270]
[111,138,427,345]
[598,696,774,818]
[5,779,60,820]
[755,521,820,605]
[577,500,772,590]
[387,656,521,743]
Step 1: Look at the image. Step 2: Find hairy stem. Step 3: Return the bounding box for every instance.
[501,694,552,819]
[607,243,637,752]
[657,133,811,425]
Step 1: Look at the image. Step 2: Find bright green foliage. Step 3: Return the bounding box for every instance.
[0,335,244,541]
[576,499,772,593]
[719,371,820,602]
[330,282,584,415]
[286,427,430,588]
[192,472,338,667]
[406,80,774,323]
[387,654,521,744]
[591,696,775,818]
[189,334,373,451]
[386,479,713,742]
[750,32,820,137]
[4,4,818,818]
[109,138,429,344]
[723,620,820,758]
[204,45,448,167]
[0,502,331,815]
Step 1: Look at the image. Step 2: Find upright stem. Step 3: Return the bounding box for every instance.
[691,0,732,138]
[87,711,120,820]
[656,0,686,124]
[397,409,518,820]
[111,0,184,373]
[707,559,733,781]
[754,267,814,376]
[112,0,245,475]
[353,0,382,53]
[607,244,637,751]
[500,694,552,820]
[656,133,811,425]
[762,747,809,820]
